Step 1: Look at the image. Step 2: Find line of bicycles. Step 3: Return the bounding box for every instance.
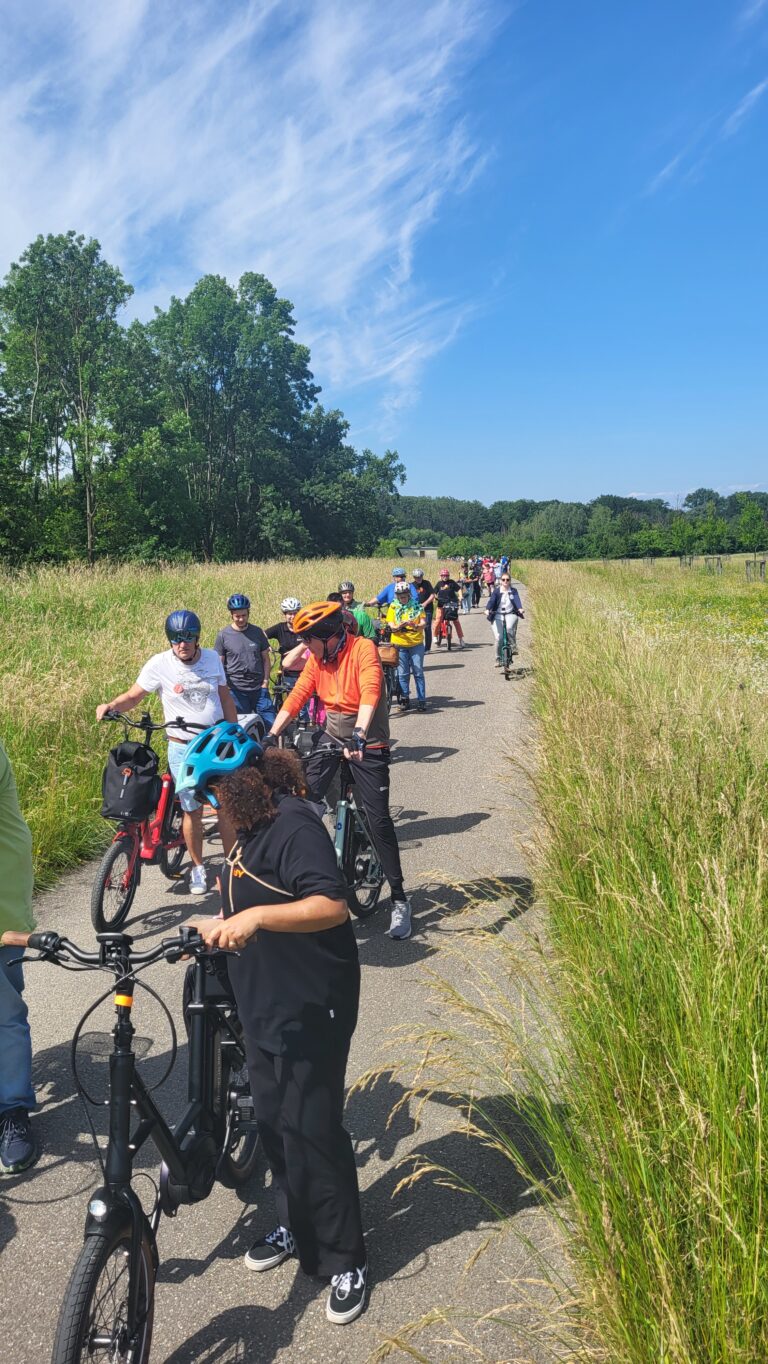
[2,602,477,1360]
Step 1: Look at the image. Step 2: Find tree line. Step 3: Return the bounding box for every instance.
[378,489,768,561]
[0,232,404,564]
[2,232,765,568]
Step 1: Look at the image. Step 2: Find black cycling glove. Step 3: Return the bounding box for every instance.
[352,727,367,755]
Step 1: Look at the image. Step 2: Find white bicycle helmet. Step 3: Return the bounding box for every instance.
[280,597,301,613]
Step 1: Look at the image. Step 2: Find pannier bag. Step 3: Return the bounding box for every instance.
[101,741,162,822]
[442,602,459,621]
[378,643,399,667]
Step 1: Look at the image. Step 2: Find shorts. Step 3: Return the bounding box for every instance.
[167,740,200,813]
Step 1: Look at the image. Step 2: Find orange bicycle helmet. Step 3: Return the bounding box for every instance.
[292,601,344,639]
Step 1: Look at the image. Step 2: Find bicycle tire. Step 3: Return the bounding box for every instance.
[158,799,186,879]
[51,1228,155,1364]
[91,839,140,934]
[446,622,453,652]
[344,821,384,919]
[216,1024,260,1188]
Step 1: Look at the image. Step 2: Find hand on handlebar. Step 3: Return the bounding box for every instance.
[192,910,259,951]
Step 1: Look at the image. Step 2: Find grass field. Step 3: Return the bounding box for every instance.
[527,558,768,1360]
[368,556,768,1361]
[0,557,409,886]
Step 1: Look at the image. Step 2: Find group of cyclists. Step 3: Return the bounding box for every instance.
[2,558,524,1333]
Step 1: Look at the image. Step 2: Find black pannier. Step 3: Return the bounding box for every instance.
[101,741,162,822]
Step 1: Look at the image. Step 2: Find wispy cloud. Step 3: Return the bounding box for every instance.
[0,0,499,436]
[644,78,768,195]
[738,0,768,27]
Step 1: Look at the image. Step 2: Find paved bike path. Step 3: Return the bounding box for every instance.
[2,595,567,1364]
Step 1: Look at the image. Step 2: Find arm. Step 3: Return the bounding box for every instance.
[96,683,148,722]
[194,894,348,946]
[218,685,237,723]
[269,657,318,735]
[282,641,306,671]
[260,649,272,688]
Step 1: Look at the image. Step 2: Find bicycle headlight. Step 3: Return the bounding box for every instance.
[88,1197,109,1221]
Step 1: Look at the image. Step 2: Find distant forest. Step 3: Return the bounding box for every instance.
[1,232,765,567]
[381,490,768,561]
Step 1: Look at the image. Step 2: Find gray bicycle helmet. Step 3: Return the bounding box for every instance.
[280,597,301,613]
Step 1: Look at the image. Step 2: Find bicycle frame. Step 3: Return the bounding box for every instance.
[332,757,382,881]
[83,944,248,1338]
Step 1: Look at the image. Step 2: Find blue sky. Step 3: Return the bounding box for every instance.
[1,1,766,504]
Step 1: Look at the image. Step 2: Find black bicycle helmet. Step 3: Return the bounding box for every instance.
[165,609,201,640]
[227,593,250,611]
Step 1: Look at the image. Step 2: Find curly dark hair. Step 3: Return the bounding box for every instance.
[215,749,308,832]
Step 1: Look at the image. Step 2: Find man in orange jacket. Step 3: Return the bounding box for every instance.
[266,602,412,940]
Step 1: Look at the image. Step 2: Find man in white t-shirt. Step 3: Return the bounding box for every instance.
[95,609,236,895]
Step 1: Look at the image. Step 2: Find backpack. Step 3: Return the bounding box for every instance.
[101,741,162,822]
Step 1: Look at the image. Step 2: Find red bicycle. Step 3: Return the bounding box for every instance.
[91,712,205,933]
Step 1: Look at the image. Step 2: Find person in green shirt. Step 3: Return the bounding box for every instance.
[385,582,427,711]
[0,739,38,1174]
[338,582,378,640]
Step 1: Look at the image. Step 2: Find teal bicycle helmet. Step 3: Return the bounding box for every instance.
[175,721,262,808]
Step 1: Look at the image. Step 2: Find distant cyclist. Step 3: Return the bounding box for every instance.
[95,610,237,894]
[266,601,414,940]
[410,568,435,652]
[434,569,465,649]
[336,583,378,639]
[386,581,427,711]
[364,567,418,611]
[486,573,524,665]
[214,594,276,732]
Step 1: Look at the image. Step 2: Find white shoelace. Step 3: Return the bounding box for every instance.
[331,1267,365,1299]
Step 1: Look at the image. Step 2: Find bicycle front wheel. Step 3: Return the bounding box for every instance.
[52,1229,155,1364]
[91,839,139,933]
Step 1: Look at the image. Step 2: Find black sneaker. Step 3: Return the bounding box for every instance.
[0,1108,37,1175]
[326,1263,368,1324]
[244,1225,296,1271]
[416,701,426,711]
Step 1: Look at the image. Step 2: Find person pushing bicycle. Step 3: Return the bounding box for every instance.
[95,609,237,894]
[265,601,414,941]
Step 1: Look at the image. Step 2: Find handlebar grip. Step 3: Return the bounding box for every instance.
[28,930,62,954]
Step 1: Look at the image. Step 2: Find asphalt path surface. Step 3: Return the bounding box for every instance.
[2,594,567,1363]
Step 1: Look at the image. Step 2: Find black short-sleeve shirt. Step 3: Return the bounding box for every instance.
[265,621,298,659]
[213,623,269,690]
[413,580,434,607]
[436,579,459,606]
[221,796,359,1056]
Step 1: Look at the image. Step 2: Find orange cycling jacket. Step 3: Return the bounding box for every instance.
[281,635,390,746]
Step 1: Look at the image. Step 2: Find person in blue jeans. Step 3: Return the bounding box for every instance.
[215,594,277,732]
[385,582,427,711]
[0,739,38,1174]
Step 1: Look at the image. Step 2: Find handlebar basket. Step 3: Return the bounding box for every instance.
[101,741,162,822]
[378,643,400,667]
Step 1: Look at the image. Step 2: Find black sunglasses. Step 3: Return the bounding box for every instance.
[169,630,199,643]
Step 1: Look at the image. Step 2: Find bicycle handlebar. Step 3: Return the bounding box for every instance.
[0,925,228,972]
[102,711,207,734]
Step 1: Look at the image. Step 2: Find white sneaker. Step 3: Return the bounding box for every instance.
[388,900,412,940]
[189,865,207,895]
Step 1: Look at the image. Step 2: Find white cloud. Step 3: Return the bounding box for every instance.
[644,77,767,195]
[0,0,499,437]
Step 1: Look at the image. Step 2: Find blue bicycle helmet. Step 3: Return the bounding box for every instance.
[392,566,406,578]
[165,609,201,641]
[175,721,262,808]
[227,593,250,611]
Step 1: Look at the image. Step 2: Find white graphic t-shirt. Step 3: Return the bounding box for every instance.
[136,648,227,741]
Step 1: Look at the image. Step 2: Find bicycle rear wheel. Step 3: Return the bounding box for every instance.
[344,818,385,918]
[159,799,186,879]
[51,1229,155,1364]
[216,1022,260,1188]
[91,838,139,933]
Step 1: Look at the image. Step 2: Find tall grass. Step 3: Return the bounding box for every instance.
[363,559,768,1361]
[0,557,403,885]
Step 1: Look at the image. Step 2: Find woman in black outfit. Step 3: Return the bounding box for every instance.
[182,726,367,1325]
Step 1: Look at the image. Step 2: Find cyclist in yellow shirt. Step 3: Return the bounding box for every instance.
[385,582,427,712]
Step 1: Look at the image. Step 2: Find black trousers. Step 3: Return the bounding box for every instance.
[247,1041,366,1276]
[424,607,433,652]
[472,580,481,606]
[304,745,405,899]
